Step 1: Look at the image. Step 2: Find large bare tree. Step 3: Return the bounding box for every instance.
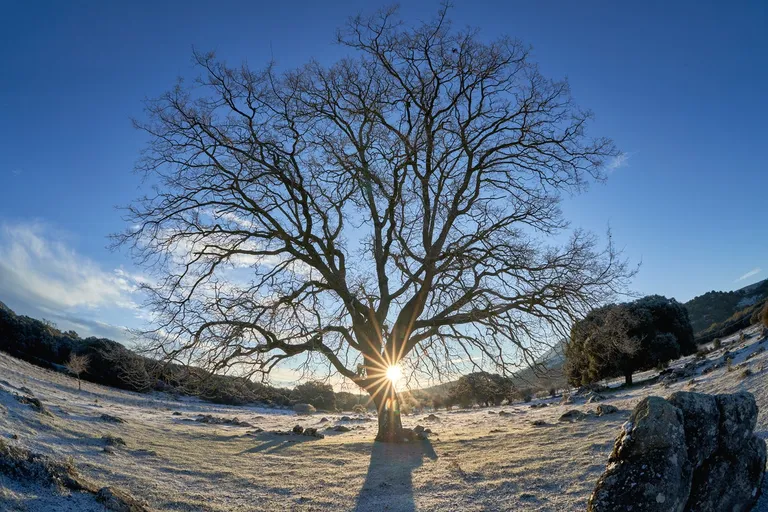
[117,7,632,441]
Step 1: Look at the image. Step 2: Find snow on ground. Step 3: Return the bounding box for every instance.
[2,325,768,511]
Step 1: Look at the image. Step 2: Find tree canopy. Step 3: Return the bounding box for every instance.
[117,6,632,440]
[565,295,696,386]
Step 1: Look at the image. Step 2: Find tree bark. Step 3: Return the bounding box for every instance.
[624,372,633,386]
[369,383,404,442]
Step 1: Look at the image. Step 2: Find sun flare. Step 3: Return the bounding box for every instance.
[385,364,402,383]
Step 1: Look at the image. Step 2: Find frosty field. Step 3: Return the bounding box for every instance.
[2,326,768,512]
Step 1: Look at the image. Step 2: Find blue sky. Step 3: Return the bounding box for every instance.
[1,0,766,348]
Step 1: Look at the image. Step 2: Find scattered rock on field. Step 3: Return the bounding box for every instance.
[558,410,587,422]
[195,415,252,427]
[596,404,618,416]
[15,395,51,416]
[100,414,125,424]
[102,435,126,447]
[293,403,316,415]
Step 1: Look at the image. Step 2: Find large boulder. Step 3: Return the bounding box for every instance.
[588,392,766,512]
[687,435,766,512]
[588,397,691,512]
[716,392,757,453]
[667,391,719,469]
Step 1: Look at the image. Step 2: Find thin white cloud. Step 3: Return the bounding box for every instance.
[606,152,631,173]
[736,267,762,282]
[0,222,146,340]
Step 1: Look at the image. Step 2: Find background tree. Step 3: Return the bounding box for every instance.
[117,6,631,442]
[65,353,90,391]
[565,295,695,386]
[290,381,337,411]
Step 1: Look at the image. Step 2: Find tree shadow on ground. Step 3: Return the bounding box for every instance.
[239,432,319,454]
[354,440,438,512]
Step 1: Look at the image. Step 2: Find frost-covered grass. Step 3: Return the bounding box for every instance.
[2,325,768,511]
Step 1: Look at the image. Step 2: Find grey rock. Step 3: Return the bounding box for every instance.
[559,410,587,422]
[293,403,316,415]
[686,435,766,512]
[588,397,691,512]
[292,425,304,434]
[333,425,351,432]
[596,404,618,416]
[716,392,757,453]
[101,435,126,447]
[667,391,719,469]
[99,414,125,424]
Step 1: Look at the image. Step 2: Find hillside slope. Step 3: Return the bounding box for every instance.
[685,278,768,334]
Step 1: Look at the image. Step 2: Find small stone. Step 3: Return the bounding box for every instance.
[596,404,618,416]
[99,414,125,424]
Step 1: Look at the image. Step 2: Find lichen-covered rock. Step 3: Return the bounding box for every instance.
[558,410,587,422]
[596,404,618,416]
[686,435,766,512]
[588,397,691,512]
[716,392,757,453]
[667,391,719,468]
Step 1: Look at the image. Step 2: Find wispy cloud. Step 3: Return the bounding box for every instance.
[736,267,762,282]
[10,169,22,176]
[606,152,630,173]
[0,222,146,341]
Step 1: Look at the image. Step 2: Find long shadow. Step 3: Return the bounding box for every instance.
[239,433,319,454]
[354,440,438,512]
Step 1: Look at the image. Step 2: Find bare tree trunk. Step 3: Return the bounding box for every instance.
[369,383,404,443]
[624,371,633,386]
[78,378,81,391]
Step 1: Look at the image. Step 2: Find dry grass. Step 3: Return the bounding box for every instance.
[1,325,768,511]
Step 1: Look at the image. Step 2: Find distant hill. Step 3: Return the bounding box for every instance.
[684,278,768,335]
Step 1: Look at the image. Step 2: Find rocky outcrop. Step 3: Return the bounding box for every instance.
[588,391,766,512]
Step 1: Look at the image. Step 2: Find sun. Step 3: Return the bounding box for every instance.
[385,364,402,383]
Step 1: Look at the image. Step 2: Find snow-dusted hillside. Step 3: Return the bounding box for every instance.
[2,325,768,511]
